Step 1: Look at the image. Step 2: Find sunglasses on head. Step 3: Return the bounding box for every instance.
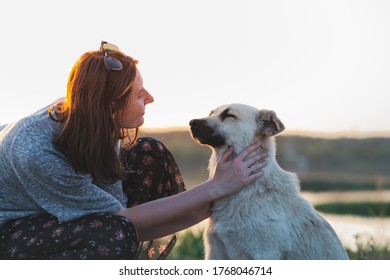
[100,41,123,71]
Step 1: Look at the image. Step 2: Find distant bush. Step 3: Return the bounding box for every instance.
[300,179,390,192]
[315,201,390,217]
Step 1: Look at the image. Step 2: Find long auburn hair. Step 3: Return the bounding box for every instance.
[53,49,139,185]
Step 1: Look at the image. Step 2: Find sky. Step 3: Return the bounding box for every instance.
[1,0,390,136]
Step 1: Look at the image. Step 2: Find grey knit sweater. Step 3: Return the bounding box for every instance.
[0,101,126,227]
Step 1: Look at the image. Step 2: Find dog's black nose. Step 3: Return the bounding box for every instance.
[189,119,203,127]
[190,119,209,127]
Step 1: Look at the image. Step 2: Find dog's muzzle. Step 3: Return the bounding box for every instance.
[189,119,226,147]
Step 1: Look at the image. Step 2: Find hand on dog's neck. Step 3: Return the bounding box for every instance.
[208,137,276,180]
[227,138,274,158]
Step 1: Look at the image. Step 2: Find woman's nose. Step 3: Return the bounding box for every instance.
[144,89,154,104]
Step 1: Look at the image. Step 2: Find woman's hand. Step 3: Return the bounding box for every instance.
[209,143,267,200]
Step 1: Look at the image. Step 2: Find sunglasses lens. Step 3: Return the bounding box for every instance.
[104,56,123,71]
[100,41,123,71]
[101,42,119,53]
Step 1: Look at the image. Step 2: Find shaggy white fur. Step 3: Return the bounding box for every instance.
[190,104,349,260]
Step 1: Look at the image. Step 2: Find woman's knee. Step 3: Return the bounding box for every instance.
[121,137,186,206]
[54,213,140,260]
[85,213,139,259]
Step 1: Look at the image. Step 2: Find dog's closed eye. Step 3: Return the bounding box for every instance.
[220,109,237,121]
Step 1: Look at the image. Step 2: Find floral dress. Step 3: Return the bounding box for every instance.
[122,137,186,259]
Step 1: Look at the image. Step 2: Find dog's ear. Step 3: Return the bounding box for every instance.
[256,109,285,137]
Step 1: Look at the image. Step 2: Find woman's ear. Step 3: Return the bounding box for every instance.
[256,109,285,137]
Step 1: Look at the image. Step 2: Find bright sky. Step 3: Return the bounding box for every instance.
[1,0,390,135]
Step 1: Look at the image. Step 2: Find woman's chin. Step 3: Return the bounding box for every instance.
[137,117,144,127]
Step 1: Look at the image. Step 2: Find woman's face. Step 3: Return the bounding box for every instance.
[115,68,154,128]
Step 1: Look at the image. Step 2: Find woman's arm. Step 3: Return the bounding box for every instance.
[115,142,267,241]
[120,194,212,241]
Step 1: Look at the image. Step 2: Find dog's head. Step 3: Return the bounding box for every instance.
[189,104,285,154]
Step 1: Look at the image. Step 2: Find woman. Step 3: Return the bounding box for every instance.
[0,41,267,259]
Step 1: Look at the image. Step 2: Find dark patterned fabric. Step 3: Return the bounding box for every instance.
[0,213,138,259]
[122,137,186,259]
[0,137,186,259]
[122,137,186,206]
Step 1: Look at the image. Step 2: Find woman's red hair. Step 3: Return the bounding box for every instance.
[54,49,138,185]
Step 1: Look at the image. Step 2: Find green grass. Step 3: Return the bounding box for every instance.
[346,235,390,260]
[167,230,204,260]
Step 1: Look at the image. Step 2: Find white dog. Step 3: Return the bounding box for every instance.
[189,104,349,260]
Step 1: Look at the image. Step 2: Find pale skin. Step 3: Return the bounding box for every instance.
[115,68,267,241]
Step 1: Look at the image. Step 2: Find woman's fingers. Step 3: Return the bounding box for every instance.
[234,142,262,161]
[248,160,267,175]
[233,143,267,173]
[245,152,267,168]
[217,142,267,180]
[218,146,234,164]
